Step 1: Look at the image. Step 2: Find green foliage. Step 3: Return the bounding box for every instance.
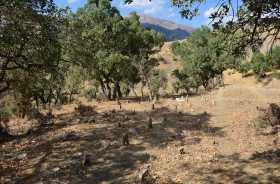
[170,41,181,55]
[0,96,17,118]
[0,0,68,94]
[172,69,198,93]
[236,61,251,77]
[271,46,280,69]
[271,70,280,79]
[158,55,165,61]
[251,51,273,78]
[84,87,99,102]
[171,26,243,91]
[67,1,164,100]
[167,0,280,52]
[57,93,69,105]
[149,69,168,96]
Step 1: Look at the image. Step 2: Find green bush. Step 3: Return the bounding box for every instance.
[251,51,273,78]
[58,93,69,105]
[0,100,17,118]
[236,61,251,77]
[158,55,165,61]
[84,87,98,102]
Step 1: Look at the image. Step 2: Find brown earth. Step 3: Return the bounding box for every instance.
[1,71,280,184]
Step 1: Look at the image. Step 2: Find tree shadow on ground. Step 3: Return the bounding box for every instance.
[179,150,280,184]
[0,103,226,184]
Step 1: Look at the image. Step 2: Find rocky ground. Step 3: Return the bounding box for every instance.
[1,73,280,184]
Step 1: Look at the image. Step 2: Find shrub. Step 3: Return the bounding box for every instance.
[251,51,273,78]
[75,104,95,116]
[236,61,251,77]
[158,55,165,61]
[84,87,98,102]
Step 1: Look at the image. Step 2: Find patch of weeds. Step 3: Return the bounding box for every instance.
[28,109,55,126]
[254,75,263,83]
[75,104,95,116]
[271,70,280,79]
[158,55,165,61]
[251,115,271,132]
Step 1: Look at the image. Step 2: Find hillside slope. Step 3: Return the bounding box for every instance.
[139,15,195,41]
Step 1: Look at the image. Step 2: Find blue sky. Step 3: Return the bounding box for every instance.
[53,0,238,28]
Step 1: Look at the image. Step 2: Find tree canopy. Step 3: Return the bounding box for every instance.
[0,0,69,92]
[171,26,244,92]
[66,0,165,100]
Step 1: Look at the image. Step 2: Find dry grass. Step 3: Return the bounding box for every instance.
[1,42,280,184]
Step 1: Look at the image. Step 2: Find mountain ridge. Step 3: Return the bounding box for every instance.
[139,14,195,41]
[124,14,195,42]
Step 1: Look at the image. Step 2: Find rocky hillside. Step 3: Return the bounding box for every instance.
[135,14,195,42]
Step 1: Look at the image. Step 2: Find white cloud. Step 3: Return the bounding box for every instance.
[204,7,217,19]
[68,0,79,3]
[203,7,236,25]
[120,0,166,9]
[144,6,163,14]
[166,12,176,18]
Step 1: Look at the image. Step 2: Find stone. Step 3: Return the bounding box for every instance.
[138,169,148,181]
[124,115,129,121]
[3,153,14,158]
[121,132,129,145]
[149,155,156,161]
[59,166,69,170]
[13,153,27,161]
[88,118,95,123]
[9,179,23,184]
[52,167,60,173]
[178,147,184,154]
[72,152,83,158]
[174,105,177,112]
[83,154,91,166]
[71,159,79,165]
[162,117,167,123]
[147,117,153,129]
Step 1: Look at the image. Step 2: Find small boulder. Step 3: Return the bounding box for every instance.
[178,147,184,154]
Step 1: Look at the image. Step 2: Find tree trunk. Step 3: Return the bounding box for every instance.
[103,78,111,100]
[140,81,146,97]
[34,94,39,107]
[195,87,198,93]
[130,84,137,97]
[202,80,208,92]
[145,78,153,101]
[69,91,73,104]
[116,81,122,98]
[219,73,224,86]
[184,88,189,95]
[112,80,122,100]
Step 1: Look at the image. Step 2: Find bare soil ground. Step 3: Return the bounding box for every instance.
[1,71,280,184]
